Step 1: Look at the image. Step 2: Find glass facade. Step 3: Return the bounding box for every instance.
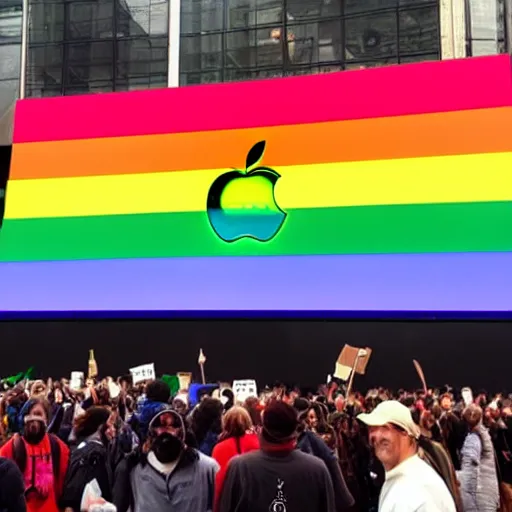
[0,0,511,107]
[26,0,169,97]
[179,0,441,85]
[0,0,21,117]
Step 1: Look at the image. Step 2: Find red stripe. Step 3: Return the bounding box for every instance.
[13,54,512,143]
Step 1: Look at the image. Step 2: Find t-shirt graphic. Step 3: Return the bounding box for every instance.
[269,478,287,512]
[25,453,54,499]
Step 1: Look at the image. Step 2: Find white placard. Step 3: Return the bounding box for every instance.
[70,371,84,391]
[232,379,258,403]
[130,363,156,384]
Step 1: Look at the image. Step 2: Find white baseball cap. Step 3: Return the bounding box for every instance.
[357,400,420,439]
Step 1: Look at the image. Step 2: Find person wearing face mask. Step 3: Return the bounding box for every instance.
[0,398,70,512]
[113,408,219,512]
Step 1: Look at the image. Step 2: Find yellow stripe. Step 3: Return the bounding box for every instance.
[5,152,512,220]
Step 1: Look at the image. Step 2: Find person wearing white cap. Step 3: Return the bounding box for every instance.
[358,401,456,512]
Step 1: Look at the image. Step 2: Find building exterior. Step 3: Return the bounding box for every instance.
[0,0,509,120]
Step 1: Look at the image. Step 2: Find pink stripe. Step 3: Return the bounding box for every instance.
[13,54,512,143]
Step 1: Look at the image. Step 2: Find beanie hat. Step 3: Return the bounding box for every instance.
[262,400,299,444]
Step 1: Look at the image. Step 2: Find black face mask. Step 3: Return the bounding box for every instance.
[152,433,183,463]
[23,421,47,445]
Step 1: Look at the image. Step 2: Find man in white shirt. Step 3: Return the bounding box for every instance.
[358,401,456,512]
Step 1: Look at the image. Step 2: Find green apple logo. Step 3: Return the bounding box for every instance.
[206,141,286,243]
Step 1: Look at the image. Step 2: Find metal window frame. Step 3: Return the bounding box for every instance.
[177,0,442,85]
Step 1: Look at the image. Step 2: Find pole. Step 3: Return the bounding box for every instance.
[167,0,181,87]
[505,0,512,53]
[19,0,29,99]
[345,348,368,398]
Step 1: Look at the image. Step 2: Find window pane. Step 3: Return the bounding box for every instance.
[345,11,398,61]
[0,3,22,42]
[0,43,20,80]
[117,0,169,37]
[65,41,114,90]
[344,0,398,16]
[345,56,398,69]
[29,0,64,44]
[179,70,222,85]
[286,20,343,65]
[26,44,63,97]
[399,6,439,54]
[180,34,222,72]
[400,0,437,5]
[67,0,114,40]
[226,28,286,68]
[286,0,341,21]
[116,36,168,87]
[181,0,224,34]
[0,78,18,118]
[400,52,437,63]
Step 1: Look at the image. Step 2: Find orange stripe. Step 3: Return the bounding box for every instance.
[10,106,512,180]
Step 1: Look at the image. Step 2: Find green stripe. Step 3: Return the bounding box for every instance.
[0,202,511,262]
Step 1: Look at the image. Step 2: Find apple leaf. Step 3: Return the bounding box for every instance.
[246,141,266,170]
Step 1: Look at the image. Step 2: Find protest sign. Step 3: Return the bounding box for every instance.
[333,345,372,381]
[177,372,192,391]
[130,363,155,384]
[232,379,258,403]
[70,371,84,391]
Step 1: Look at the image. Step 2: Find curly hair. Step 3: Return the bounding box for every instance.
[191,397,223,445]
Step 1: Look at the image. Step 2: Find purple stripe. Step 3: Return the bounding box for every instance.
[1,253,511,312]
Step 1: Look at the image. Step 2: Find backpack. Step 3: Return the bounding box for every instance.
[59,441,111,511]
[418,435,463,512]
[12,433,62,483]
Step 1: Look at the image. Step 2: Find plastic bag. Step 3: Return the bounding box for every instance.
[80,478,117,512]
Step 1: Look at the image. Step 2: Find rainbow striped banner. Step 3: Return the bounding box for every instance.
[1,54,512,315]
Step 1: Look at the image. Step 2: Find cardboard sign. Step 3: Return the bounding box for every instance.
[70,371,84,391]
[177,372,192,391]
[461,387,474,406]
[334,345,372,381]
[130,363,155,384]
[232,379,258,403]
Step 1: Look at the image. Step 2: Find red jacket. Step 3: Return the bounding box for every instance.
[0,434,69,512]
[212,433,260,511]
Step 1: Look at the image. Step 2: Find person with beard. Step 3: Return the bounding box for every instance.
[60,407,115,512]
[0,398,70,512]
[218,400,336,512]
[113,408,219,512]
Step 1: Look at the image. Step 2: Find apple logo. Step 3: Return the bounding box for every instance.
[206,140,286,243]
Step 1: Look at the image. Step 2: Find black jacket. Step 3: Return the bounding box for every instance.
[0,457,26,512]
[297,430,355,511]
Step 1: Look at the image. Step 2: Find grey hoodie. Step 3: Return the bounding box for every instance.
[129,448,219,512]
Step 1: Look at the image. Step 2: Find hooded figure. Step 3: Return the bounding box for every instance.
[113,407,219,512]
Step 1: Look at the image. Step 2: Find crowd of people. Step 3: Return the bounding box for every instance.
[0,373,510,512]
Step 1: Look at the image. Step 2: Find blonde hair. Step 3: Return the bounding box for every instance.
[220,406,253,439]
